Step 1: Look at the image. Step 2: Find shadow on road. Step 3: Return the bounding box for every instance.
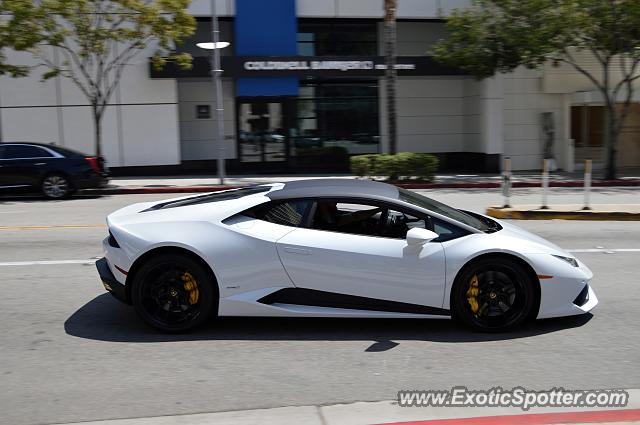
[64,294,593,349]
[0,194,105,204]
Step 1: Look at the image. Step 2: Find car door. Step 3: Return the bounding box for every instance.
[275,199,447,312]
[0,145,8,187]
[0,145,55,188]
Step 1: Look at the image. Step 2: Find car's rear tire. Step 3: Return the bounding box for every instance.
[42,174,71,199]
[131,254,216,333]
[451,257,536,332]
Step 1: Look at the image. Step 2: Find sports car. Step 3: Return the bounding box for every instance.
[96,179,597,333]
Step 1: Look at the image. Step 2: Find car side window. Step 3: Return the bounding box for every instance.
[310,200,426,239]
[3,145,54,159]
[430,217,469,242]
[252,200,313,227]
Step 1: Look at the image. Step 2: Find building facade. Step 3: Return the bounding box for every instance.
[1,0,639,173]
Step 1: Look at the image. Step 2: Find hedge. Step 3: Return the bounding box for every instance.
[350,152,438,181]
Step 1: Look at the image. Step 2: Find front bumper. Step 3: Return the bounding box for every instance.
[96,257,129,304]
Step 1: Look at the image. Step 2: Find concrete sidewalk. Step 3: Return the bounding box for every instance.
[53,396,640,425]
[89,173,640,195]
[487,204,640,221]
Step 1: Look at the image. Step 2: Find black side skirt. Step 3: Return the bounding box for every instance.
[258,288,450,316]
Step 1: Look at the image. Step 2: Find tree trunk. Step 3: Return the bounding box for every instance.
[603,104,618,180]
[92,105,103,158]
[384,0,397,155]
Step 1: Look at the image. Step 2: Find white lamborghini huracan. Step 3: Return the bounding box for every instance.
[96,179,597,333]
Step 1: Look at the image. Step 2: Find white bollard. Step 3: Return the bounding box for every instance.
[502,157,512,208]
[583,159,592,210]
[541,158,549,209]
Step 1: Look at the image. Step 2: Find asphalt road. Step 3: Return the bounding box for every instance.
[1,188,639,425]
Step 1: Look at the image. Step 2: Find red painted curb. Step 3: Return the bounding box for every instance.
[377,408,640,425]
[90,179,640,195]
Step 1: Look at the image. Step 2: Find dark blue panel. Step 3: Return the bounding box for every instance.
[235,0,298,96]
[237,77,299,97]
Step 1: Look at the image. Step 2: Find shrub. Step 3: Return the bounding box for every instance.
[373,154,400,180]
[350,152,438,181]
[350,154,377,177]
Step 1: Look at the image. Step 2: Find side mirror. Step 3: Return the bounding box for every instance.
[406,228,439,245]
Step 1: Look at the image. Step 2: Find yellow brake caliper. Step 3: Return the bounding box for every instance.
[466,275,479,314]
[181,271,199,305]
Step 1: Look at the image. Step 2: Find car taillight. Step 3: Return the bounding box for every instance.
[85,156,101,173]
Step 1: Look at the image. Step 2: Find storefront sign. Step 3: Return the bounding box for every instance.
[225,56,454,77]
[150,56,464,79]
[240,60,422,72]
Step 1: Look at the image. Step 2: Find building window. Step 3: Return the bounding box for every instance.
[196,105,211,119]
[293,81,380,155]
[297,21,378,56]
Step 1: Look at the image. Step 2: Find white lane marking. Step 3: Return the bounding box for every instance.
[567,248,640,253]
[0,259,97,266]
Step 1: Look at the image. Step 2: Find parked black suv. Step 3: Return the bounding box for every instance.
[0,142,109,198]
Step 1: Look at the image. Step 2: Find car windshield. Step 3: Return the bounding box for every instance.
[398,188,491,232]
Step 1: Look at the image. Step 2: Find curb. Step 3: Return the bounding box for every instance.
[395,179,640,189]
[379,408,640,425]
[486,207,640,221]
[86,179,640,195]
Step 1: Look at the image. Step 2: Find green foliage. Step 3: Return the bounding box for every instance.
[432,0,640,80]
[0,0,42,77]
[351,155,374,177]
[432,0,640,179]
[350,153,439,181]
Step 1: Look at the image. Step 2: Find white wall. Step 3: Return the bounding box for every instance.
[380,77,468,154]
[297,0,471,18]
[187,0,235,17]
[0,47,181,167]
[188,0,472,19]
[177,79,237,160]
[503,67,566,170]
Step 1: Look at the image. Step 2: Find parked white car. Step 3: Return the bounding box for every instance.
[96,179,597,333]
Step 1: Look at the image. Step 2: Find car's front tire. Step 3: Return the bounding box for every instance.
[131,254,216,333]
[451,257,536,332]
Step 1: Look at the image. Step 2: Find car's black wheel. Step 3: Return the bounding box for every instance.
[451,257,536,332]
[131,254,216,333]
[42,174,71,199]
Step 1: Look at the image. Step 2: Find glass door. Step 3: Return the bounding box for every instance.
[238,101,287,163]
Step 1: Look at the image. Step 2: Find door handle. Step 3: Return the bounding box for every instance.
[283,246,311,255]
[33,162,47,166]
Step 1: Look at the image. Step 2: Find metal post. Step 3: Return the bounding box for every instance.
[502,157,512,208]
[541,158,549,209]
[583,159,592,210]
[211,0,226,184]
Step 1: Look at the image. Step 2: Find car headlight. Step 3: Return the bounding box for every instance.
[552,254,579,267]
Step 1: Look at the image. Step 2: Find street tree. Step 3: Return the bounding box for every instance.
[0,0,41,78]
[432,0,640,179]
[3,0,196,158]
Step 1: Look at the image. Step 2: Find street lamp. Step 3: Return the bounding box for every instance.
[196,42,230,50]
[196,0,229,184]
